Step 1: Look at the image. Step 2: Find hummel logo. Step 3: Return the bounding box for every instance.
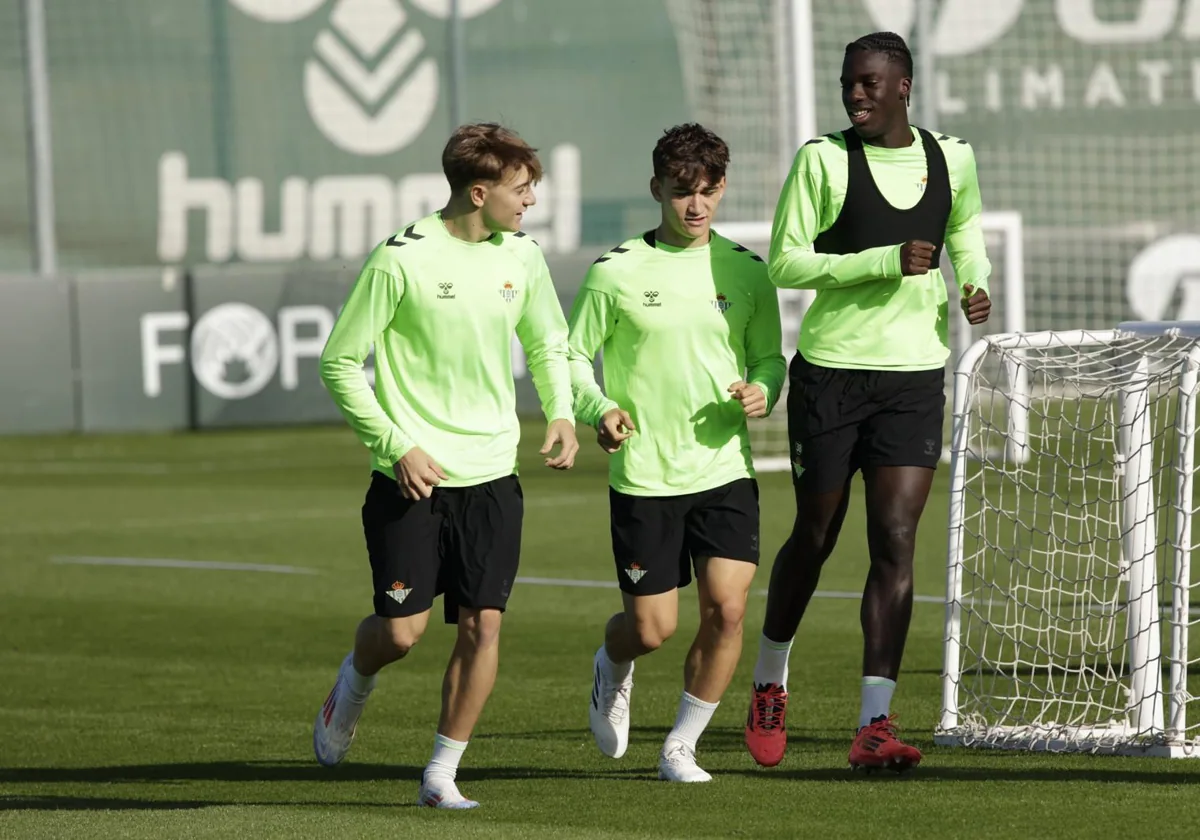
[924,438,938,456]
[642,290,661,308]
[624,564,647,584]
[229,0,504,156]
[437,281,455,300]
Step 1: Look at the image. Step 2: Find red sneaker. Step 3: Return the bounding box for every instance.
[848,714,922,773]
[745,683,788,767]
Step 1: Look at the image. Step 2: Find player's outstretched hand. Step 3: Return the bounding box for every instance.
[393,447,448,500]
[961,284,991,325]
[900,240,936,275]
[541,418,579,470]
[597,407,636,454]
[729,380,767,418]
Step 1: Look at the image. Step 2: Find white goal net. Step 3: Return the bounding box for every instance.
[938,322,1200,757]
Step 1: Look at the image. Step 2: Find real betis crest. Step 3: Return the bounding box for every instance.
[500,282,520,303]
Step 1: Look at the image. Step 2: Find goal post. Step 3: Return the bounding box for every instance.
[717,212,1027,473]
[938,322,1200,757]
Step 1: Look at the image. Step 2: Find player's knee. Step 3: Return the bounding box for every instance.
[631,612,676,652]
[704,598,746,638]
[790,521,840,563]
[381,618,424,658]
[457,608,503,650]
[869,517,919,564]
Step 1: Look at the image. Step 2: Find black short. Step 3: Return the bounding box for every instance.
[787,353,946,494]
[609,478,759,596]
[361,471,523,624]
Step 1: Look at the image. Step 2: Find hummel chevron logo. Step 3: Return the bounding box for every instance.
[229,0,504,156]
[385,223,425,247]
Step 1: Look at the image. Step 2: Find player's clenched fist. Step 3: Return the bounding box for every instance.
[961,284,991,326]
[728,380,767,419]
[900,240,936,275]
[393,446,448,500]
[597,407,636,454]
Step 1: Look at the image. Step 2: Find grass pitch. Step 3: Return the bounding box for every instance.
[1,423,1198,839]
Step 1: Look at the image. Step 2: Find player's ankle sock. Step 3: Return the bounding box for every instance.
[753,634,793,689]
[345,655,376,702]
[665,692,719,753]
[859,677,896,728]
[601,643,633,682]
[423,733,468,785]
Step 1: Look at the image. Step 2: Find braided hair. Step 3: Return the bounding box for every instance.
[845,31,913,77]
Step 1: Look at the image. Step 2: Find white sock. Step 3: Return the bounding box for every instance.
[344,655,376,702]
[601,643,633,682]
[664,692,719,753]
[859,677,896,728]
[423,733,468,785]
[753,635,793,690]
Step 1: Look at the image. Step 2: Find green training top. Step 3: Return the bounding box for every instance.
[568,231,786,496]
[320,212,574,486]
[769,127,992,370]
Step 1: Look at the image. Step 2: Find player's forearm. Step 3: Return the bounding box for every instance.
[768,244,903,290]
[747,358,786,415]
[525,347,575,423]
[569,353,617,428]
[945,225,992,297]
[319,358,414,463]
[745,309,786,414]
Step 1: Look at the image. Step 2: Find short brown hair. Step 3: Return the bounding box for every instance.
[652,123,729,190]
[442,123,543,194]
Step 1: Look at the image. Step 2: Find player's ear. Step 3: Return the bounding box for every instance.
[468,182,487,209]
[649,177,663,203]
[899,76,912,102]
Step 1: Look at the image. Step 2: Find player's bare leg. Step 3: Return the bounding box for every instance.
[848,465,933,773]
[314,612,429,767]
[745,483,851,766]
[658,557,755,783]
[590,590,679,759]
[418,607,504,809]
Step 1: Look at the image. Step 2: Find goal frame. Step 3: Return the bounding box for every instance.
[936,321,1200,758]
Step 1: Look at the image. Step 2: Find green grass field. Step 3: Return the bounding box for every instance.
[2,422,1199,839]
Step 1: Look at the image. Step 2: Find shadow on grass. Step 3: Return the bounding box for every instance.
[0,760,653,788]
[0,794,420,812]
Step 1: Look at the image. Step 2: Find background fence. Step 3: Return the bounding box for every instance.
[2,0,1197,434]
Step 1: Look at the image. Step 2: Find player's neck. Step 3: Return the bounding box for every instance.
[654,222,710,250]
[438,201,495,243]
[861,121,914,149]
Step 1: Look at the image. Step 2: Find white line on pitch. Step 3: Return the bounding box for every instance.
[50,556,318,575]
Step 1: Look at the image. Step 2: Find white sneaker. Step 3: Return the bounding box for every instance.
[418,778,480,810]
[589,646,633,758]
[658,740,712,783]
[313,653,372,767]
